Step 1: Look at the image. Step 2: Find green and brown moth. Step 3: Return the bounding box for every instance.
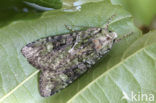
[21,16,127,97]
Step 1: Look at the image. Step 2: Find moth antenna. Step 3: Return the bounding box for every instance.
[64,24,92,32]
[114,32,133,43]
[104,14,116,30]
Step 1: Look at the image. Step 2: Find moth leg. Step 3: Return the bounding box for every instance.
[68,34,80,53]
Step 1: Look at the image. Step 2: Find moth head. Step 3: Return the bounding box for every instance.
[93,28,118,53]
[101,28,118,40]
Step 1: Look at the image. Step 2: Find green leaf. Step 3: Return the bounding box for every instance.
[67,30,156,103]
[0,1,142,103]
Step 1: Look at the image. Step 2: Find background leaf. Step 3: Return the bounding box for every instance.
[0,0,42,27]
[111,0,156,26]
[25,0,62,8]
[0,1,144,103]
[0,0,101,27]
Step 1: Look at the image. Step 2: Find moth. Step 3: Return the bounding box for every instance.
[21,17,126,97]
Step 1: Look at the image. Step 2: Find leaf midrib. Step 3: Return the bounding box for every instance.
[0,70,39,102]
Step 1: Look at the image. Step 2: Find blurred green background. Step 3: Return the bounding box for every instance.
[0,0,156,33]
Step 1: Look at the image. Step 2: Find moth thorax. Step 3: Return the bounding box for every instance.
[93,32,117,52]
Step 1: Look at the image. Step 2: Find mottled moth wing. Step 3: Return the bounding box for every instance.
[21,27,117,97]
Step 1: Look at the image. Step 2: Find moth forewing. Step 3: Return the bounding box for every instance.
[21,27,118,97]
